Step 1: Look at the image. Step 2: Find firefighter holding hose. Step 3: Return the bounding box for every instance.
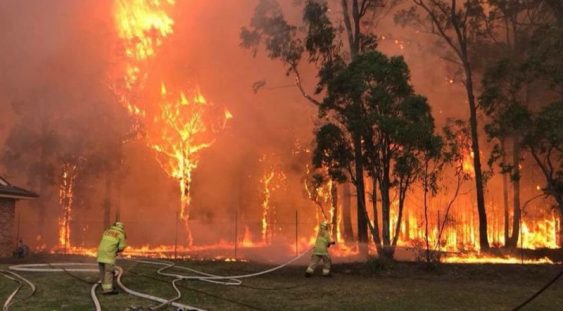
[97,221,127,295]
[305,220,335,277]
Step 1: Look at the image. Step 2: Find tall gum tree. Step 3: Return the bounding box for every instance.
[241,0,398,250]
[397,0,491,249]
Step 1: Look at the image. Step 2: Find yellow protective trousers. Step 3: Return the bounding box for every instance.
[98,262,115,293]
[306,254,332,275]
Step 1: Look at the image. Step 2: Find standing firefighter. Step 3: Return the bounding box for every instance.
[305,220,335,277]
[97,222,127,295]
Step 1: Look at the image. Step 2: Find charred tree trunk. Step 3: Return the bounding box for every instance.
[371,176,381,246]
[508,138,522,247]
[392,187,407,248]
[330,182,338,239]
[501,138,510,246]
[559,208,563,249]
[555,200,563,250]
[380,147,392,258]
[464,60,490,250]
[423,161,431,262]
[342,183,354,241]
[353,133,368,245]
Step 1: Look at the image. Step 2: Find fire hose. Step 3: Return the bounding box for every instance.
[4,248,312,311]
[121,247,313,309]
[0,270,36,311]
[7,263,203,311]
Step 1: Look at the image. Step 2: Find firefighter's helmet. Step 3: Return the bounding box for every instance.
[114,222,124,230]
[320,220,329,228]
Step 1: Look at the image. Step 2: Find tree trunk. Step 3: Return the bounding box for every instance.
[371,176,381,245]
[330,182,338,239]
[381,151,392,258]
[423,161,431,262]
[501,138,510,246]
[508,138,522,247]
[464,60,490,250]
[342,183,354,241]
[352,133,368,244]
[392,188,406,247]
[559,207,563,249]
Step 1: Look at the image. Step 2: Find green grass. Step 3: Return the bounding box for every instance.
[1,255,562,311]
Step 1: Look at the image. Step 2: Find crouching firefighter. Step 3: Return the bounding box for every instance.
[305,220,335,277]
[97,221,127,295]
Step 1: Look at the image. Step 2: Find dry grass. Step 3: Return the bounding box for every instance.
[1,255,562,310]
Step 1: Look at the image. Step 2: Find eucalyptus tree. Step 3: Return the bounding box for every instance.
[242,0,398,246]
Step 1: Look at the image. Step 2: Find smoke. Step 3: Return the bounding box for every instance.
[0,0,554,255]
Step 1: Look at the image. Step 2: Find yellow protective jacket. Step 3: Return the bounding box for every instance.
[313,228,331,256]
[97,225,127,264]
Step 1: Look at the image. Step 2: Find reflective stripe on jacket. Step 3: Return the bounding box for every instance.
[97,225,127,264]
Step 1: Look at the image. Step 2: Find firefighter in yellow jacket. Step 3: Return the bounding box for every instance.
[97,222,127,294]
[305,220,335,277]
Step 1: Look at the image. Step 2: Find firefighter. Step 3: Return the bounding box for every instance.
[97,221,127,295]
[305,220,335,277]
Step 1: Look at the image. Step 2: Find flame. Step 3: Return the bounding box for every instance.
[261,170,275,244]
[58,162,79,251]
[259,157,287,244]
[148,84,230,246]
[443,253,553,264]
[462,151,475,177]
[112,0,231,246]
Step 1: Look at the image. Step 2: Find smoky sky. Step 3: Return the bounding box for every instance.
[0,0,550,249]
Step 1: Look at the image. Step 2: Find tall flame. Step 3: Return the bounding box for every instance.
[112,0,231,246]
[58,162,79,251]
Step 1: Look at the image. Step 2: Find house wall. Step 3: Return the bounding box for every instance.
[0,198,15,257]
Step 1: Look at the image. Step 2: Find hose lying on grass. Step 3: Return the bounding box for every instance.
[7,263,203,311]
[5,248,312,311]
[124,248,313,309]
[0,270,36,311]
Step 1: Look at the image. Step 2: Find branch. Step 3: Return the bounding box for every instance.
[341,0,356,56]
[529,144,552,185]
[291,64,322,106]
[435,172,462,249]
[414,0,464,60]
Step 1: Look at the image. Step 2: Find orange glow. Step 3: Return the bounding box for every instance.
[149,83,229,245]
[112,0,231,246]
[462,151,475,177]
[443,253,553,264]
[259,156,286,244]
[261,170,275,244]
[58,162,79,251]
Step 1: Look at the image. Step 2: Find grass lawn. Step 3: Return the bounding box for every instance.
[1,255,562,311]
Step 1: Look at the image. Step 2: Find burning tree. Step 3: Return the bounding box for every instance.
[396,0,492,250]
[304,166,341,241]
[312,51,442,258]
[242,0,400,254]
[258,154,287,245]
[111,0,231,245]
[57,160,79,251]
[149,84,233,245]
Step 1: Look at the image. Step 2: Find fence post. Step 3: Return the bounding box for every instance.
[174,211,179,260]
[234,209,238,260]
[295,210,298,257]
